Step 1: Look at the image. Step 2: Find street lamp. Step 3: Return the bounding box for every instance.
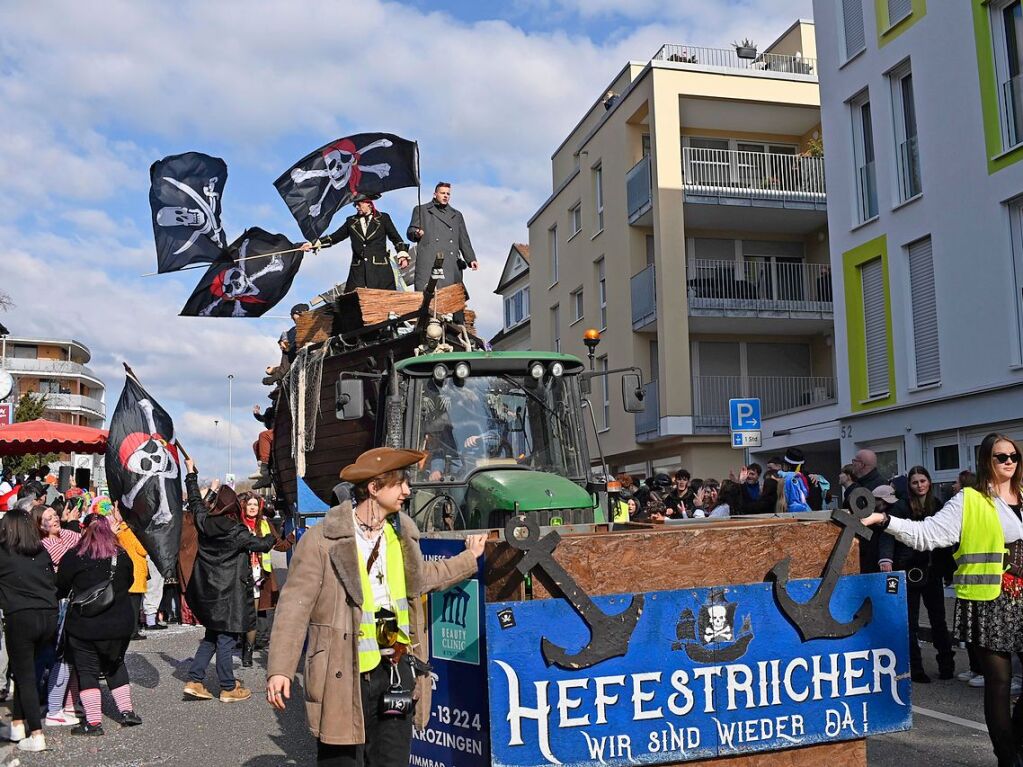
[227,375,234,478]
[213,419,220,476]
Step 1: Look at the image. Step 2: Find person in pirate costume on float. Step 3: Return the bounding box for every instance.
[301,194,410,290]
[266,447,486,766]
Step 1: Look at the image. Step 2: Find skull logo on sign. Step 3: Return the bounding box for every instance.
[705,605,732,644]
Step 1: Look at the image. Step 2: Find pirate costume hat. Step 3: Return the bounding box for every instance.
[352,192,381,205]
[209,484,241,517]
[340,447,426,483]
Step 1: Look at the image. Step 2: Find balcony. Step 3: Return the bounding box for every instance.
[688,258,831,313]
[653,44,816,78]
[682,148,826,233]
[626,155,652,225]
[634,380,660,442]
[693,375,836,430]
[45,394,106,419]
[3,357,105,386]
[631,264,657,331]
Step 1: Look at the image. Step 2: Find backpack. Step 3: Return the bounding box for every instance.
[779,471,810,513]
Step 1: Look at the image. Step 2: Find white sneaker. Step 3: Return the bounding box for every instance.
[957,670,976,682]
[0,721,25,741]
[44,710,79,726]
[969,674,986,688]
[17,732,46,752]
[1012,676,1022,696]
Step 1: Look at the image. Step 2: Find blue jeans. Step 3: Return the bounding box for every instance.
[188,630,238,692]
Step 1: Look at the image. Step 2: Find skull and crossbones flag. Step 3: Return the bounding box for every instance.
[274,132,419,241]
[150,152,229,273]
[106,371,182,578]
[179,227,302,318]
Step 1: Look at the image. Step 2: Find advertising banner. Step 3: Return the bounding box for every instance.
[412,539,490,767]
[486,573,911,766]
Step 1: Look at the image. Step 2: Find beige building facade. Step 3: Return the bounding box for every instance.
[528,20,839,480]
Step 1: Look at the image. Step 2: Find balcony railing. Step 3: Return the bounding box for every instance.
[682,148,825,202]
[856,160,878,221]
[634,380,660,440]
[897,136,921,201]
[631,264,657,329]
[626,155,652,222]
[45,394,106,418]
[3,356,104,383]
[687,259,833,313]
[654,44,816,76]
[693,375,836,428]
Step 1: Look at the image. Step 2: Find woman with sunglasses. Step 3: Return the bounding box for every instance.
[864,433,1023,767]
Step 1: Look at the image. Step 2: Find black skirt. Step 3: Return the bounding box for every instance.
[953,590,1023,652]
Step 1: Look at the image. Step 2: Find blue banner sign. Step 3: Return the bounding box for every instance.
[411,539,490,767]
[486,573,911,767]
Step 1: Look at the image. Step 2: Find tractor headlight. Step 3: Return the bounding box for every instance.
[529,362,544,380]
[550,362,564,378]
[432,364,449,382]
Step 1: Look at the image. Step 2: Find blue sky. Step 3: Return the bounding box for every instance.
[0,0,812,480]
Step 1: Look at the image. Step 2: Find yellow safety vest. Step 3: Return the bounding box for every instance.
[612,500,629,524]
[953,488,1007,601]
[256,519,273,573]
[356,521,411,673]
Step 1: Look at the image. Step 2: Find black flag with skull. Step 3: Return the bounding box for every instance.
[106,371,182,578]
[150,152,229,273]
[179,228,303,318]
[274,133,419,241]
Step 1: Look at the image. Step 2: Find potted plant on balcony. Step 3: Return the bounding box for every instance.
[733,38,757,60]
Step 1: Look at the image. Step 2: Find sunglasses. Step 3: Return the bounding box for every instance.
[993,452,1021,465]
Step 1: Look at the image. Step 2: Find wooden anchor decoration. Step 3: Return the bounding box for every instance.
[766,487,877,641]
[504,515,643,670]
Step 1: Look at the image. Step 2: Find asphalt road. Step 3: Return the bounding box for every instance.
[0,581,1004,766]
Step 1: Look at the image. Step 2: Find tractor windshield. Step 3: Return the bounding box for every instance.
[410,372,587,484]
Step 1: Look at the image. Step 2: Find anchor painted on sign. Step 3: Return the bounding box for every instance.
[767,487,876,641]
[504,514,643,670]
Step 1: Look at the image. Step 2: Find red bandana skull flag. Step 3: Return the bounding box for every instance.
[179,227,302,318]
[274,132,419,241]
[105,371,182,578]
[149,152,229,273]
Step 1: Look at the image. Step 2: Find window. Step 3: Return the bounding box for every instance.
[886,0,912,28]
[841,0,866,60]
[548,225,558,285]
[551,305,561,352]
[649,340,659,382]
[596,258,607,330]
[594,164,604,232]
[503,287,530,330]
[889,64,921,201]
[861,258,890,397]
[599,355,610,429]
[933,443,961,472]
[38,379,61,395]
[569,204,582,237]
[571,287,584,323]
[851,93,878,222]
[641,134,651,157]
[994,0,1023,149]
[12,345,36,359]
[645,235,655,266]
[907,237,940,385]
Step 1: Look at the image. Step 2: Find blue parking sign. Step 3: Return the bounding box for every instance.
[729,398,761,431]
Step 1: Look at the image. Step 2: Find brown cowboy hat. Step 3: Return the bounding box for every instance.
[340,447,426,483]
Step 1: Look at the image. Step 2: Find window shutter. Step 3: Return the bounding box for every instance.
[842,0,866,58]
[887,0,912,26]
[908,238,940,385]
[861,259,889,397]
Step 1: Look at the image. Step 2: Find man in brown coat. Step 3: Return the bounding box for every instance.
[266,447,485,765]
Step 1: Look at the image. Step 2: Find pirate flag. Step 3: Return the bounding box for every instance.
[179,227,302,317]
[150,152,229,273]
[274,132,419,241]
[106,372,182,579]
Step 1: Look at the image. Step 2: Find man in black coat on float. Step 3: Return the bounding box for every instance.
[302,194,410,291]
[182,458,274,703]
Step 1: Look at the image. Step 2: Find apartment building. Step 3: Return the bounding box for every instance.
[489,244,532,351]
[1,336,107,427]
[811,0,1023,484]
[527,20,838,480]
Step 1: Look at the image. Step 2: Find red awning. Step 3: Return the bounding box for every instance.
[0,419,108,456]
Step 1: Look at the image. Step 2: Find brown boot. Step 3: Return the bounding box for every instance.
[182,681,213,700]
[219,682,252,703]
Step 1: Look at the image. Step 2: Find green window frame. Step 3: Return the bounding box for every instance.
[875,0,927,46]
[843,235,897,411]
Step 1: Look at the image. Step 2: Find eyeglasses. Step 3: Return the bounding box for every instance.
[993,452,1020,465]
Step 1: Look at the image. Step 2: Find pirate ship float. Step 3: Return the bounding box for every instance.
[270,253,635,531]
